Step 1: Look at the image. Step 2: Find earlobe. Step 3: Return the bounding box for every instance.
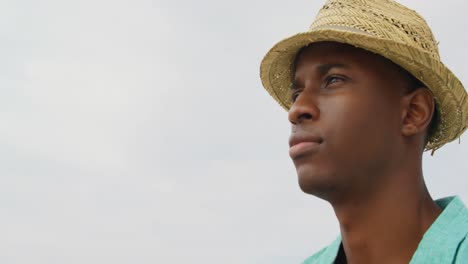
[401,124,419,137]
[401,88,435,137]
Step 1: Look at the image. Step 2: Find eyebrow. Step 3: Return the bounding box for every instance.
[317,63,347,75]
[291,63,348,90]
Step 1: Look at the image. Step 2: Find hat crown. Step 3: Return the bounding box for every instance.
[310,0,440,59]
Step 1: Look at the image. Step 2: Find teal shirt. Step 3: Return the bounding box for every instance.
[303,196,468,263]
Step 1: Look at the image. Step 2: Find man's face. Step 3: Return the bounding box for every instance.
[289,42,410,201]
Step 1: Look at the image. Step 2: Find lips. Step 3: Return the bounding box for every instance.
[289,134,323,159]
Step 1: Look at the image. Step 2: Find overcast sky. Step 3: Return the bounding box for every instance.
[1,0,467,263]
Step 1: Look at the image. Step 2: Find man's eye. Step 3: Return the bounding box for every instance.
[291,91,301,102]
[325,76,343,87]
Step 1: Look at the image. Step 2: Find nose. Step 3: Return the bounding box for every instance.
[288,90,319,125]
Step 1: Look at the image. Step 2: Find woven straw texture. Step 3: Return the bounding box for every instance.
[260,0,468,151]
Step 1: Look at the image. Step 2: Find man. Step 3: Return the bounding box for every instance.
[259,0,468,263]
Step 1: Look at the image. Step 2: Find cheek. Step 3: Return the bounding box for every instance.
[321,94,398,149]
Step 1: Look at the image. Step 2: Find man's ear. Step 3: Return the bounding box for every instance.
[400,88,435,137]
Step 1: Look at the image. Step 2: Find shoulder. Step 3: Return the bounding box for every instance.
[454,234,468,263]
[453,197,468,263]
[446,196,468,263]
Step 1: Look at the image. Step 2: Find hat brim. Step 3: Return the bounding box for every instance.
[260,28,467,150]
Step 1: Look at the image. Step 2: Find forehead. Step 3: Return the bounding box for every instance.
[294,42,394,73]
[291,41,416,97]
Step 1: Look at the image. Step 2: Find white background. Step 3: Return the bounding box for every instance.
[1,0,467,263]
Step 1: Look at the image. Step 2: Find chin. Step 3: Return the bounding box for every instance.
[296,165,339,201]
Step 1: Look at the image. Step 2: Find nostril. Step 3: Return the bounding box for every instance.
[288,104,317,124]
[299,113,313,121]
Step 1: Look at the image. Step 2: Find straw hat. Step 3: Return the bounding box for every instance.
[260,0,468,151]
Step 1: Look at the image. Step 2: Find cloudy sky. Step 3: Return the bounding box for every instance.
[1,0,467,263]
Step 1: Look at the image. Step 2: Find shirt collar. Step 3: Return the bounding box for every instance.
[409,196,468,263]
[321,196,468,263]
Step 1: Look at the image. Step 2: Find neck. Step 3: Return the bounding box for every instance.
[331,164,442,264]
